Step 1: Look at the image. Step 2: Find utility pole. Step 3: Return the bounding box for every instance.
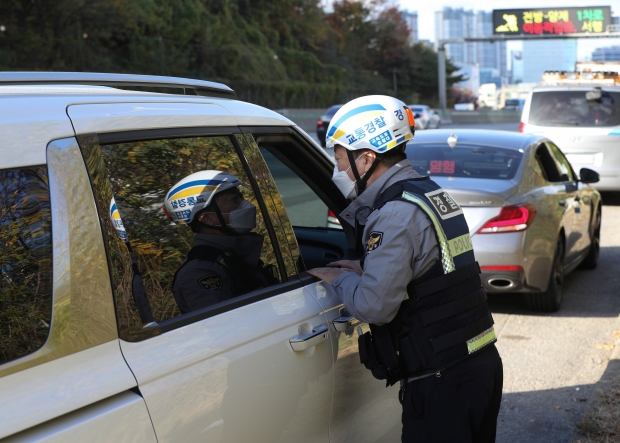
[438,44,447,115]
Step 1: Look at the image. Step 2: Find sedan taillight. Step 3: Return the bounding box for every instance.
[477,205,536,234]
[317,118,324,129]
[327,209,341,226]
[518,122,525,132]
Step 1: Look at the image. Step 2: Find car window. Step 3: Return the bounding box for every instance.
[534,144,562,182]
[0,167,53,364]
[546,142,575,182]
[406,143,523,180]
[260,149,333,229]
[250,132,352,271]
[78,134,284,341]
[529,90,620,127]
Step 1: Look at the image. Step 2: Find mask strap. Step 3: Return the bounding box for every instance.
[347,149,380,195]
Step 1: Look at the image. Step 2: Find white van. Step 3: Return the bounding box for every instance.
[520,85,620,191]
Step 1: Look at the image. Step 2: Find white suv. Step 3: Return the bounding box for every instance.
[520,85,620,191]
[0,73,400,443]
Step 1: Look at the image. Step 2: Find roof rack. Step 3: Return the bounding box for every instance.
[0,72,237,99]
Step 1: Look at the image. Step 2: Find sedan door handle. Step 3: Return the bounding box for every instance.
[289,325,328,352]
[332,315,356,332]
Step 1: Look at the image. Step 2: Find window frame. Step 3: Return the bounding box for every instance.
[79,126,308,339]
[240,126,359,263]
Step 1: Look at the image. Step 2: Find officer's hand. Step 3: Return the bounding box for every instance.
[307,267,351,284]
[327,260,362,276]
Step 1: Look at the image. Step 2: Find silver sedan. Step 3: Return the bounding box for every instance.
[406,129,602,312]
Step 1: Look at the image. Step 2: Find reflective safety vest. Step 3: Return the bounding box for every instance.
[358,177,496,386]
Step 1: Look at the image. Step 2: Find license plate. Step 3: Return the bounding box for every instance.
[566,154,596,165]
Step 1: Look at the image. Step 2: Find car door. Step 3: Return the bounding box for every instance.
[547,142,591,265]
[546,142,592,259]
[68,104,334,443]
[0,137,156,442]
[244,127,403,443]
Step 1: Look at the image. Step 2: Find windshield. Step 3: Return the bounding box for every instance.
[406,143,523,180]
[411,107,425,113]
[529,90,620,127]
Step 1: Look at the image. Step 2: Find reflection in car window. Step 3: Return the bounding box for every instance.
[406,144,523,180]
[546,143,575,181]
[79,135,282,340]
[0,167,53,364]
[529,90,620,127]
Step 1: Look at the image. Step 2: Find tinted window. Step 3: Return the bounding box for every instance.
[0,167,52,364]
[80,135,283,340]
[547,142,575,181]
[411,107,425,113]
[406,143,523,180]
[529,90,620,127]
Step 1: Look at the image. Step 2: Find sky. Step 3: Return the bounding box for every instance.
[398,0,620,61]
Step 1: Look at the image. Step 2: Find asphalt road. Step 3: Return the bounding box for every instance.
[304,122,620,441]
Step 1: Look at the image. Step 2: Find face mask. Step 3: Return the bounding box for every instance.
[332,154,365,199]
[227,199,257,234]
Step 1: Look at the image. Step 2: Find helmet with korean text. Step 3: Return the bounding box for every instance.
[325,95,415,152]
[163,170,242,225]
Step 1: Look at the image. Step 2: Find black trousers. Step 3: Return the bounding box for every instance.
[401,344,503,443]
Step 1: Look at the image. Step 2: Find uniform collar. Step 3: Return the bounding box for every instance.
[339,160,422,227]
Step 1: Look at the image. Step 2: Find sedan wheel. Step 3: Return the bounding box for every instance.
[525,238,564,312]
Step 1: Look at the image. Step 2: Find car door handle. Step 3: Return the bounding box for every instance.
[332,315,357,332]
[289,325,329,352]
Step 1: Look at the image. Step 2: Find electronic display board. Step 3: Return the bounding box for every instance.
[493,6,612,35]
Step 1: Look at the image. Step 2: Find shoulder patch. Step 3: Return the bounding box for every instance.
[198,273,223,291]
[366,231,383,253]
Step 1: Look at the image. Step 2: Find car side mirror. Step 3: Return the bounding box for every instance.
[579,167,599,184]
[414,113,421,119]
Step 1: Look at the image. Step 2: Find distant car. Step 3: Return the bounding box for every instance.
[520,85,620,190]
[317,104,343,147]
[406,129,602,312]
[408,104,441,129]
[503,99,524,111]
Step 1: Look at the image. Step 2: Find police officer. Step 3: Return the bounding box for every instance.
[164,170,273,314]
[308,96,503,443]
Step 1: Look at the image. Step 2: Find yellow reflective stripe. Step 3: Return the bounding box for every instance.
[401,191,455,273]
[467,327,496,354]
[448,233,473,257]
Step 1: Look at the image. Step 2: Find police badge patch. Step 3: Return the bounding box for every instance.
[198,274,223,291]
[366,231,383,253]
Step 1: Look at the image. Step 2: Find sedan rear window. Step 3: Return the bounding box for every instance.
[406,144,523,180]
[529,90,620,127]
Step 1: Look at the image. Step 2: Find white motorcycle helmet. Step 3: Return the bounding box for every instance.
[325,95,416,194]
[163,170,242,225]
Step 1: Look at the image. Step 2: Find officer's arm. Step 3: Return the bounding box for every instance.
[331,208,419,325]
